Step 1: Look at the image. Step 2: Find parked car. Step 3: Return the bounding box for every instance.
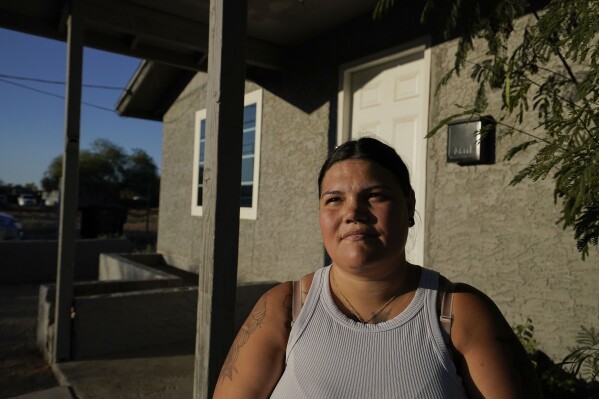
[43,190,60,207]
[17,194,36,206]
[45,197,59,207]
[0,212,23,240]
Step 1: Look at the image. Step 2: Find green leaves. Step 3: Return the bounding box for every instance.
[422,0,599,258]
[561,326,599,382]
[513,318,538,356]
[504,139,537,161]
[513,320,598,395]
[373,0,599,256]
[372,0,395,20]
[42,138,160,205]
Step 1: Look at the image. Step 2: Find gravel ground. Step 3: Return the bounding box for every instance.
[0,284,59,398]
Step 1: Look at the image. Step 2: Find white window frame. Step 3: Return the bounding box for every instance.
[191,89,263,219]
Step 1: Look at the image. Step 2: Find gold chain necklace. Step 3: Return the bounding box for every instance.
[331,268,405,324]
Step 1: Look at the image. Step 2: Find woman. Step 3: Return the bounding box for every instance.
[213,137,540,398]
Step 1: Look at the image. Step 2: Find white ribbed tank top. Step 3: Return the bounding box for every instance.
[270,266,468,398]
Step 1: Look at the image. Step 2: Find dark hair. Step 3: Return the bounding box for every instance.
[318,137,413,196]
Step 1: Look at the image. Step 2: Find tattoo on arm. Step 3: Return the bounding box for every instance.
[219,296,267,383]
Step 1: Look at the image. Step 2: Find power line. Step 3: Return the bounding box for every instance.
[0,73,126,91]
[0,78,116,113]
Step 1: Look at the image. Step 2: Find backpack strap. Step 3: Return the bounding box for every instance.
[439,279,456,340]
[291,277,303,327]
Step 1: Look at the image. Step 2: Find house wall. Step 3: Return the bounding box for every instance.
[426,14,598,359]
[157,2,430,284]
[158,10,597,361]
[159,74,328,284]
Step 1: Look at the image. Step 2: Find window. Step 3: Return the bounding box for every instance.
[191,89,262,219]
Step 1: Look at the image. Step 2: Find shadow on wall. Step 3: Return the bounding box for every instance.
[246,1,427,115]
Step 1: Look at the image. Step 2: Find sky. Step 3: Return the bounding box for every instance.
[0,28,163,187]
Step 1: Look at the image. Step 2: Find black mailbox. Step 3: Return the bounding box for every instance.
[447,117,495,165]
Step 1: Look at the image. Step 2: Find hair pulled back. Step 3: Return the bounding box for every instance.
[318,137,413,197]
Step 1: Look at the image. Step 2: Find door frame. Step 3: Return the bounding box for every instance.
[336,38,432,265]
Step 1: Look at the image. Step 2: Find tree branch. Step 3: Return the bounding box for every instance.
[532,10,579,86]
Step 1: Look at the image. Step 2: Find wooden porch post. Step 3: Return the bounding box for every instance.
[53,0,83,363]
[193,0,248,397]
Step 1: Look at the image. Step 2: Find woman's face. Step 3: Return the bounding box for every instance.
[319,159,415,273]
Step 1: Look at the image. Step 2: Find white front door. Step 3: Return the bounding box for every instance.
[339,44,431,265]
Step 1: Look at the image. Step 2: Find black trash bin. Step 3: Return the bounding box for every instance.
[80,204,127,239]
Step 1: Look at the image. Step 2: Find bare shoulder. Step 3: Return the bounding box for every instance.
[258,271,315,325]
[449,282,541,398]
[450,283,516,353]
[265,280,293,303]
[214,281,294,398]
[453,283,501,316]
[251,281,294,340]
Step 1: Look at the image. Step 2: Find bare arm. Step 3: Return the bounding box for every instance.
[451,284,542,399]
[213,282,292,399]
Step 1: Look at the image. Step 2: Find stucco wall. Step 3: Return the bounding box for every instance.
[426,16,598,360]
[157,11,597,361]
[159,74,327,284]
[157,5,430,285]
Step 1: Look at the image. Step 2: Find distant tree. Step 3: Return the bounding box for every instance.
[89,139,128,184]
[41,155,62,191]
[41,139,160,206]
[78,140,127,203]
[375,0,599,257]
[23,183,38,191]
[121,148,160,205]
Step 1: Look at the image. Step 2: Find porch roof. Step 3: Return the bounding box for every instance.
[0,0,378,120]
[1,0,378,66]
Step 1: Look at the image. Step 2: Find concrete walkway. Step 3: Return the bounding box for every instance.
[9,354,194,399]
[54,354,194,399]
[0,284,59,398]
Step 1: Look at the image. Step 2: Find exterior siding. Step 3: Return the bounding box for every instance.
[426,17,598,359]
[158,12,597,361]
[159,74,327,284]
[158,75,204,271]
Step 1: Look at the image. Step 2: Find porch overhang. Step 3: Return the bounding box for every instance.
[0,0,376,71]
[115,60,196,121]
[1,0,379,121]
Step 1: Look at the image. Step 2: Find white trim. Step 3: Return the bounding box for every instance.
[240,89,262,219]
[336,39,431,265]
[191,108,206,217]
[191,88,263,220]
